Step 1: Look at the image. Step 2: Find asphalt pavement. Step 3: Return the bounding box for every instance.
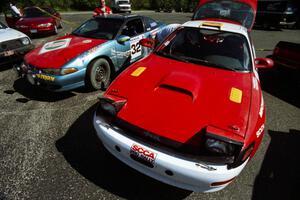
[0,11,300,200]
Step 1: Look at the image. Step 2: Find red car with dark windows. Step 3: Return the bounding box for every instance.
[5,6,62,35]
[93,0,274,192]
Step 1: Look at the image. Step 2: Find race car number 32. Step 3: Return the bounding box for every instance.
[130,144,157,168]
[130,35,144,60]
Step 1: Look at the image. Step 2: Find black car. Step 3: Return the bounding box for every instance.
[255,0,299,29]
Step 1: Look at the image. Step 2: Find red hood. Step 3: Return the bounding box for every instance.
[197,0,257,10]
[16,17,53,25]
[25,35,108,68]
[107,54,252,143]
[194,0,257,30]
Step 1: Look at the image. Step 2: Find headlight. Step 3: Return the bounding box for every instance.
[98,97,126,117]
[37,23,52,28]
[42,68,61,75]
[21,37,30,45]
[205,137,236,156]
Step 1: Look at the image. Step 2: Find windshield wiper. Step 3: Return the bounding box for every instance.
[178,56,239,72]
[156,51,191,63]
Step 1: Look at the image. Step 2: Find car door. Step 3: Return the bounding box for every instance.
[4,10,20,28]
[115,17,146,67]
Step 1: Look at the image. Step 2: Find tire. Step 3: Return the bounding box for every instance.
[86,58,111,90]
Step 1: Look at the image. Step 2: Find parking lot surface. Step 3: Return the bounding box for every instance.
[0,11,300,200]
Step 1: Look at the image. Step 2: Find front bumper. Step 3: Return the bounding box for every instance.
[14,63,86,92]
[0,44,34,65]
[93,114,248,192]
[17,26,55,35]
[117,6,131,12]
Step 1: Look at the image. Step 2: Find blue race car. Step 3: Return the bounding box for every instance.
[16,14,165,91]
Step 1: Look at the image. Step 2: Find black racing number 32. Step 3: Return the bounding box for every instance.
[131,43,141,55]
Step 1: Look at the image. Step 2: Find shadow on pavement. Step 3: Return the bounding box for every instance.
[252,129,300,200]
[259,67,300,108]
[13,78,75,102]
[55,104,191,200]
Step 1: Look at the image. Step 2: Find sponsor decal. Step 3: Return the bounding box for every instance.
[131,67,146,77]
[130,144,157,166]
[230,87,243,103]
[111,49,131,59]
[36,74,55,81]
[39,38,72,54]
[130,35,144,60]
[256,124,265,138]
[195,163,216,171]
[259,97,264,118]
[88,47,98,54]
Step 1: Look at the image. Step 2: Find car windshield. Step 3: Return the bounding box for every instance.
[155,27,252,71]
[72,18,124,40]
[23,7,49,18]
[193,1,255,29]
[0,22,7,29]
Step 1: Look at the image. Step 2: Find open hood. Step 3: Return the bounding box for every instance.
[193,0,257,31]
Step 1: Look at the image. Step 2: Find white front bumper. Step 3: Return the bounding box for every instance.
[93,114,248,192]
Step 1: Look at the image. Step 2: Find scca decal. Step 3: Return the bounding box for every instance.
[130,144,156,160]
[256,124,265,138]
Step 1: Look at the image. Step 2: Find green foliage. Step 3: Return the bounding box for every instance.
[0,0,199,13]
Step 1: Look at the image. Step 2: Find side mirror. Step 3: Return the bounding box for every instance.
[139,38,155,49]
[117,35,130,44]
[255,58,274,69]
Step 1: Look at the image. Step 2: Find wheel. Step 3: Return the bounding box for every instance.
[86,58,111,90]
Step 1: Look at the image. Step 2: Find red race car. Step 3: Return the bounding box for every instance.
[5,6,62,35]
[93,0,273,192]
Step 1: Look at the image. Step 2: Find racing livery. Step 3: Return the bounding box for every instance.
[16,14,164,91]
[93,0,274,192]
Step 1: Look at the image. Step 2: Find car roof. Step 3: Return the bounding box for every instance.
[182,20,248,37]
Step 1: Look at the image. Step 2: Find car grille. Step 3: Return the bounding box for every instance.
[0,39,24,53]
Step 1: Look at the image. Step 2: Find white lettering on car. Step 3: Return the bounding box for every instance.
[259,96,264,118]
[130,35,144,60]
[256,124,265,138]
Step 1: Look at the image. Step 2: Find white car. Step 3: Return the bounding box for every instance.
[0,21,34,66]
